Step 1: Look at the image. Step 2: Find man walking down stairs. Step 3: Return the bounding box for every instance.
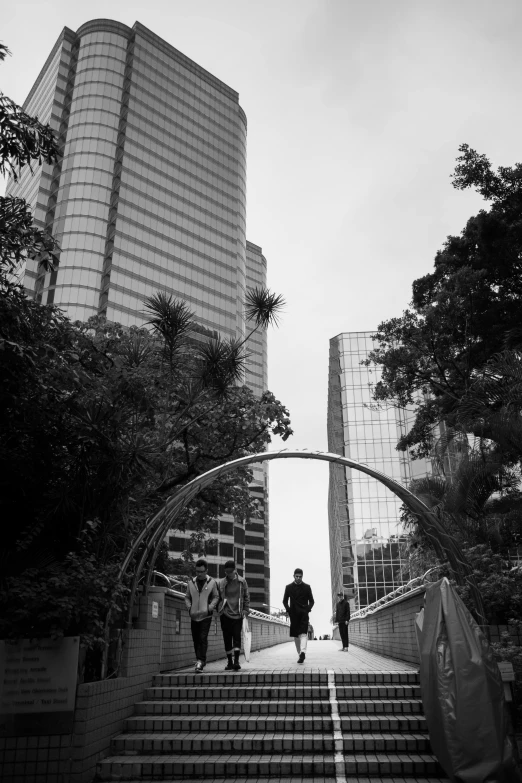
[96,639,449,781]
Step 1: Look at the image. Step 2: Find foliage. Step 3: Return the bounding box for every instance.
[456,546,522,625]
[0,523,129,681]
[0,309,292,570]
[366,145,522,458]
[0,44,58,179]
[0,197,59,276]
[490,628,522,725]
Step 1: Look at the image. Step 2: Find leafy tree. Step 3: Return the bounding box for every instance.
[366,145,522,457]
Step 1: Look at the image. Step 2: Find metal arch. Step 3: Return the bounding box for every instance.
[121,448,487,628]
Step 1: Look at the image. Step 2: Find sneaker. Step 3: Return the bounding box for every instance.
[298,652,305,664]
[195,663,203,674]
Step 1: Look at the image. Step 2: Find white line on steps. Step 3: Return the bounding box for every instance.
[327,669,347,783]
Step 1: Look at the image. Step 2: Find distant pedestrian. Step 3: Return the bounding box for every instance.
[283,568,315,663]
[184,559,219,673]
[335,590,351,651]
[217,560,250,671]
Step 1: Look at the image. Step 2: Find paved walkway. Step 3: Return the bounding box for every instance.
[174,639,417,673]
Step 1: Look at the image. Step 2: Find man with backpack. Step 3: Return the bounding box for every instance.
[184,558,219,673]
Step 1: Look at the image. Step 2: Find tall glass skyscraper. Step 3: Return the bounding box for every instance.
[327,331,433,612]
[7,19,270,608]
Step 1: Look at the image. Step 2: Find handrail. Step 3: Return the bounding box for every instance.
[349,565,444,620]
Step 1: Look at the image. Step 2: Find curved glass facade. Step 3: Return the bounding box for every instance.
[6,20,248,340]
[327,331,433,613]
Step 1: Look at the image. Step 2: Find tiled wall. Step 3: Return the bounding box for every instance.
[347,587,427,665]
[346,587,517,667]
[0,590,290,783]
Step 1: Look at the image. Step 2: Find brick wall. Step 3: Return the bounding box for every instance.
[0,589,290,783]
[347,586,426,665]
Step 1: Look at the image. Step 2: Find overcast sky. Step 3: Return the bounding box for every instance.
[3,0,521,635]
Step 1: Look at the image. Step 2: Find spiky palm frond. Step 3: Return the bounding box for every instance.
[196,336,249,395]
[143,292,194,353]
[503,327,522,351]
[407,475,447,511]
[244,286,286,329]
[121,334,154,368]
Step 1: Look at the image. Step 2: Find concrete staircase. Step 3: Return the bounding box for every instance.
[97,668,448,781]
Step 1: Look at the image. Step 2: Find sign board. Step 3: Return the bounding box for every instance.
[0,637,79,736]
[498,661,515,682]
[152,601,159,618]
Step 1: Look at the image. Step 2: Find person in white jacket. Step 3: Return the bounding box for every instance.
[184,559,219,673]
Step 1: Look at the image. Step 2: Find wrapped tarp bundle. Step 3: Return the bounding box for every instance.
[418,577,520,782]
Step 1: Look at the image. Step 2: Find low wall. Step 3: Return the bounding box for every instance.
[347,586,426,666]
[0,589,290,783]
[346,587,517,667]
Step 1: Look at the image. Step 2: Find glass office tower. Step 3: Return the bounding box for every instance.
[7,19,269,608]
[327,331,433,612]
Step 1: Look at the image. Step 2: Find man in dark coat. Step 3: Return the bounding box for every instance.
[283,568,315,663]
[335,590,351,651]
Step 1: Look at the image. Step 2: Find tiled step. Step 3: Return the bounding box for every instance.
[124,712,428,733]
[111,730,431,754]
[135,699,332,715]
[101,779,450,783]
[145,684,420,700]
[153,671,419,686]
[96,751,445,779]
[135,697,422,715]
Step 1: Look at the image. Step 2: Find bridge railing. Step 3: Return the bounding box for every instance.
[348,566,444,620]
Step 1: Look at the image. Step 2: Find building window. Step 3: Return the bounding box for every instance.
[235,547,244,566]
[220,520,233,536]
[234,526,245,544]
[168,536,187,552]
[219,542,234,558]
[246,563,265,574]
[247,577,265,588]
[206,563,217,577]
[246,549,265,561]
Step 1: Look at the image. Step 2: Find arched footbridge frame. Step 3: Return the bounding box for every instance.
[120,449,486,628]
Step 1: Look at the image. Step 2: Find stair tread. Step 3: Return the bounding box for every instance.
[138,697,423,704]
[114,731,429,739]
[104,775,450,783]
[99,752,441,760]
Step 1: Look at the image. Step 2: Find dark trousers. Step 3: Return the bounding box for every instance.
[191,617,212,664]
[220,614,242,653]
[339,622,349,648]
